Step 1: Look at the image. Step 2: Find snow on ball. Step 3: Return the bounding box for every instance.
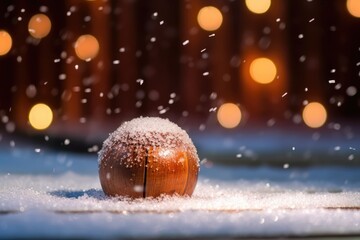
[98,117,200,198]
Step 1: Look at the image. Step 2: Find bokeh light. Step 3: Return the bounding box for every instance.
[74,34,100,61]
[28,14,52,39]
[217,103,242,128]
[28,103,53,130]
[302,102,327,128]
[249,58,277,84]
[245,0,271,14]
[197,6,223,31]
[0,30,12,56]
[347,0,360,18]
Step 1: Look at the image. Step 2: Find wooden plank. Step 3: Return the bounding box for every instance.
[2,206,360,215]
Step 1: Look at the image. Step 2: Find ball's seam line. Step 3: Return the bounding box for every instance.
[143,148,149,198]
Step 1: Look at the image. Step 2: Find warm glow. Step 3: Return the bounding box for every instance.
[197,6,223,31]
[249,58,277,84]
[28,103,53,130]
[347,0,360,17]
[28,14,52,39]
[74,34,100,61]
[245,0,271,14]
[0,30,12,56]
[302,102,327,128]
[217,103,242,128]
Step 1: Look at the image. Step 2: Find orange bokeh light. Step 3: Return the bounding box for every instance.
[249,58,277,84]
[347,0,360,17]
[28,103,53,130]
[28,14,52,39]
[245,0,271,14]
[0,30,12,56]
[217,103,242,128]
[74,34,100,61]
[197,6,223,31]
[302,102,327,128]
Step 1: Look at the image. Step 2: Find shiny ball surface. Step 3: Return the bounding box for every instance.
[99,117,199,198]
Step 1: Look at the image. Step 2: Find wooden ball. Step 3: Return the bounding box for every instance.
[98,117,199,198]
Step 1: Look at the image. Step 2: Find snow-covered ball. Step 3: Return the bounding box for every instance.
[98,117,199,198]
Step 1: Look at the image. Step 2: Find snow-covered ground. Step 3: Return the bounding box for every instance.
[1,146,360,239]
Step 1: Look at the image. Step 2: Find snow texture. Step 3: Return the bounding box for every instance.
[1,147,360,238]
[98,117,199,166]
[1,171,360,239]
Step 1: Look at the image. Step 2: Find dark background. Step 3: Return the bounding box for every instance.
[0,0,359,158]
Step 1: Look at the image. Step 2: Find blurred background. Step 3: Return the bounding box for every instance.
[0,0,359,166]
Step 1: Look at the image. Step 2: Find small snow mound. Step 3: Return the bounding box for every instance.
[119,117,183,134]
[98,117,199,166]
